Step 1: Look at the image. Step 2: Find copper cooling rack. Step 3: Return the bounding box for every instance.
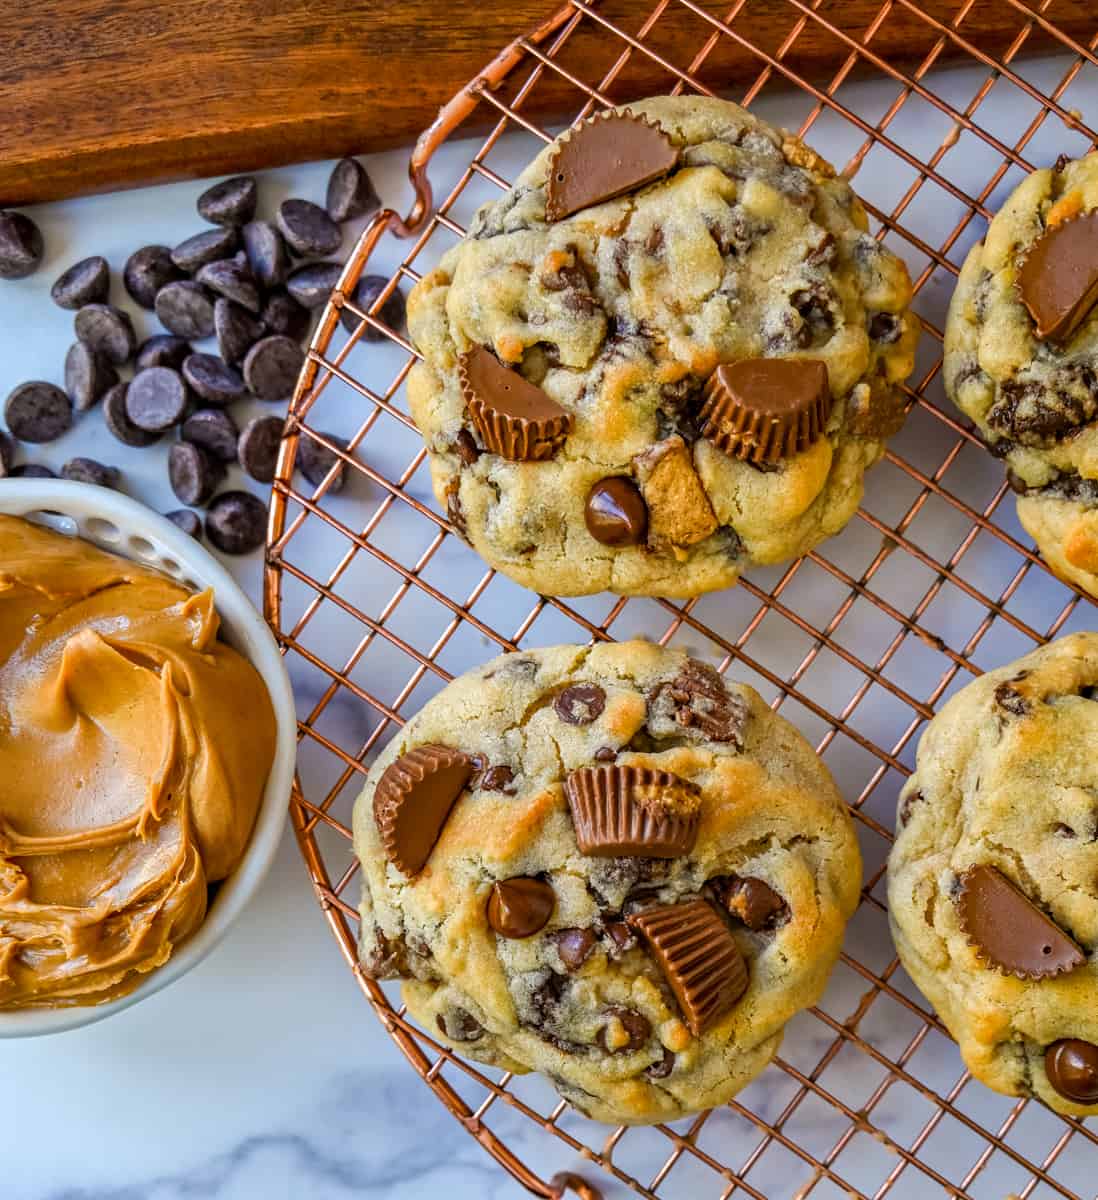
[264,2,1098,1196]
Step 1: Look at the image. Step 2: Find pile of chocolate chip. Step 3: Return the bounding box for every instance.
[0,158,407,554]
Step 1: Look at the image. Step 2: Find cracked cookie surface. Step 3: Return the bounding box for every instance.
[352,640,862,1124]
[888,633,1098,1116]
[407,95,918,598]
[944,152,1098,597]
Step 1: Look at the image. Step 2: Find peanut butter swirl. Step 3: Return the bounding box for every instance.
[0,516,276,1009]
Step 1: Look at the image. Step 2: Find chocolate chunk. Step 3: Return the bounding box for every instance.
[486,877,555,938]
[182,353,246,407]
[1018,210,1098,343]
[480,764,516,794]
[326,158,380,223]
[649,659,747,747]
[124,246,182,309]
[554,684,606,725]
[955,865,1085,979]
[596,1004,651,1054]
[645,1046,676,1079]
[629,899,748,1036]
[545,111,679,222]
[156,280,216,340]
[277,198,342,257]
[125,367,189,432]
[262,289,312,342]
[197,176,257,227]
[711,875,789,931]
[602,919,637,955]
[869,311,902,343]
[136,334,193,372]
[340,274,406,338]
[1045,1039,1098,1104]
[243,335,305,402]
[51,257,110,310]
[64,341,118,412]
[171,227,239,273]
[0,211,43,279]
[242,220,289,290]
[182,407,240,463]
[103,383,160,448]
[61,457,120,489]
[74,304,136,366]
[169,442,224,507]
[436,1009,484,1043]
[196,258,261,313]
[205,490,268,555]
[554,928,596,970]
[585,476,648,546]
[459,347,572,461]
[564,764,701,857]
[287,261,342,310]
[699,358,832,464]
[298,430,347,492]
[9,463,55,479]
[988,367,1098,445]
[452,428,480,466]
[373,744,473,876]
[166,509,202,539]
[237,415,284,482]
[994,681,1031,717]
[214,298,264,366]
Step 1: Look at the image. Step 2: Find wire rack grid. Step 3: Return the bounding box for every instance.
[265,2,1098,1197]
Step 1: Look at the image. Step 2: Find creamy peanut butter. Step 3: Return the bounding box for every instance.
[0,516,276,1009]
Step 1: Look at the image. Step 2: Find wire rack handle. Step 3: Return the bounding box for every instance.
[549,1171,605,1200]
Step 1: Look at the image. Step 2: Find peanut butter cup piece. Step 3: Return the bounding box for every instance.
[585,476,648,546]
[486,877,555,938]
[955,865,1084,979]
[563,764,701,857]
[1045,1039,1098,1104]
[373,745,473,877]
[459,347,572,461]
[628,899,748,1036]
[545,111,679,223]
[1018,209,1098,343]
[698,358,831,464]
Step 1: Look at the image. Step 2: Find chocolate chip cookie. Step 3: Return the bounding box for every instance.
[353,640,862,1124]
[407,95,918,598]
[944,152,1098,597]
[888,633,1098,1116]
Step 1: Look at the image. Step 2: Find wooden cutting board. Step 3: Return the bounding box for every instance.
[3,0,1093,206]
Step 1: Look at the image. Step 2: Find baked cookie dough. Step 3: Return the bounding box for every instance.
[888,633,1098,1116]
[353,640,862,1124]
[407,95,918,598]
[944,151,1098,597]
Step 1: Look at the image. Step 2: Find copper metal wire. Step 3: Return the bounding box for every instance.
[265,2,1098,1196]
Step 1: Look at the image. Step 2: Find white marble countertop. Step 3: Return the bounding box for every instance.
[1,50,1095,1200]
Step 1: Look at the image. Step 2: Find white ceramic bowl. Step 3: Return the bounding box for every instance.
[0,481,296,1037]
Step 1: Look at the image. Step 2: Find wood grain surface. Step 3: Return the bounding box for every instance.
[3,0,1093,205]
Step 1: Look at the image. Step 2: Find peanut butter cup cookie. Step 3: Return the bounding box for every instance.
[888,633,1098,1116]
[945,152,1098,597]
[407,95,918,597]
[353,640,862,1124]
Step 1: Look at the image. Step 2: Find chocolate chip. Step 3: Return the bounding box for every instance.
[585,476,648,546]
[452,429,480,466]
[554,928,596,970]
[645,1047,675,1079]
[528,970,568,1025]
[195,258,261,313]
[261,289,311,341]
[243,335,305,402]
[124,246,182,310]
[712,875,789,931]
[594,746,617,762]
[1053,822,1077,839]
[435,1008,484,1043]
[287,261,342,310]
[10,463,55,478]
[1054,153,1072,174]
[988,367,1098,445]
[238,415,284,482]
[197,176,257,227]
[74,304,136,365]
[242,220,289,290]
[994,681,1031,717]
[298,430,348,491]
[171,227,239,273]
[898,789,923,828]
[64,341,118,411]
[182,407,240,464]
[61,457,120,489]
[553,684,606,725]
[126,367,189,432]
[166,509,202,539]
[181,353,246,407]
[136,334,193,372]
[790,284,837,348]
[277,198,342,257]
[341,274,406,338]
[0,432,12,476]
[100,382,158,448]
[156,280,216,340]
[205,490,268,554]
[169,442,224,507]
[1045,1039,1098,1104]
[487,877,555,938]
[51,257,110,310]
[326,158,380,223]
[481,764,516,794]
[869,311,902,343]
[0,212,43,279]
[602,919,637,955]
[596,1005,651,1054]
[1006,468,1030,495]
